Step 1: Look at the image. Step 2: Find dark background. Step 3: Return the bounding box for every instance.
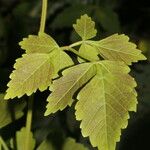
[0,0,150,149]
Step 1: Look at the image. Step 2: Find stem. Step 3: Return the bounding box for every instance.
[61,41,83,50]
[0,136,9,150]
[67,47,91,62]
[39,0,48,33]
[24,95,34,150]
[61,41,94,61]
[69,41,83,48]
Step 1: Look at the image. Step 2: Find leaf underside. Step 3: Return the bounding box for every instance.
[19,32,59,53]
[45,63,96,116]
[5,32,73,99]
[73,14,97,40]
[95,34,146,65]
[5,54,54,99]
[75,61,137,150]
[78,43,99,62]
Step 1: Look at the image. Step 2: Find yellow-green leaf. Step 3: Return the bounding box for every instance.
[45,63,96,116]
[49,49,74,78]
[19,32,59,53]
[16,127,36,150]
[5,48,73,99]
[73,14,97,40]
[92,34,146,65]
[75,61,137,150]
[5,54,54,99]
[0,94,26,128]
[78,43,99,62]
[63,138,88,150]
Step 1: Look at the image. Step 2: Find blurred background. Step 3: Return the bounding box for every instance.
[0,0,150,149]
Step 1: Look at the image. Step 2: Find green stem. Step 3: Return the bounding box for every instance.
[69,41,83,48]
[61,41,83,50]
[24,95,34,150]
[67,47,91,62]
[39,0,48,33]
[61,41,93,61]
[0,136,9,150]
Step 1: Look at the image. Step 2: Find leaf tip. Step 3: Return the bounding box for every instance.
[4,93,11,100]
[44,110,50,116]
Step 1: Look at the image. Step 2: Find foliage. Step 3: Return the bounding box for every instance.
[0,0,149,150]
[0,94,26,129]
[15,127,36,150]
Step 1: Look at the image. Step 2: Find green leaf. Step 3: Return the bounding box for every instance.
[0,94,26,128]
[5,54,54,99]
[16,127,36,150]
[37,140,55,150]
[63,138,88,150]
[73,14,97,40]
[92,34,146,65]
[75,61,137,150]
[19,32,59,53]
[49,49,74,78]
[5,48,73,99]
[78,43,99,62]
[45,63,96,116]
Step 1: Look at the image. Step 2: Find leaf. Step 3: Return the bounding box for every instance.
[45,63,96,116]
[92,34,146,65]
[19,32,59,53]
[5,53,54,99]
[37,140,55,150]
[73,14,97,40]
[49,49,74,78]
[5,48,73,99]
[78,43,99,62]
[75,61,137,150]
[0,94,26,128]
[16,127,36,150]
[63,138,88,150]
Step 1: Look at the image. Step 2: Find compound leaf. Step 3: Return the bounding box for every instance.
[19,32,59,53]
[0,94,26,128]
[78,43,99,62]
[16,127,36,150]
[45,63,96,116]
[5,53,54,99]
[63,138,88,150]
[92,34,146,65]
[75,61,137,150]
[73,14,97,40]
